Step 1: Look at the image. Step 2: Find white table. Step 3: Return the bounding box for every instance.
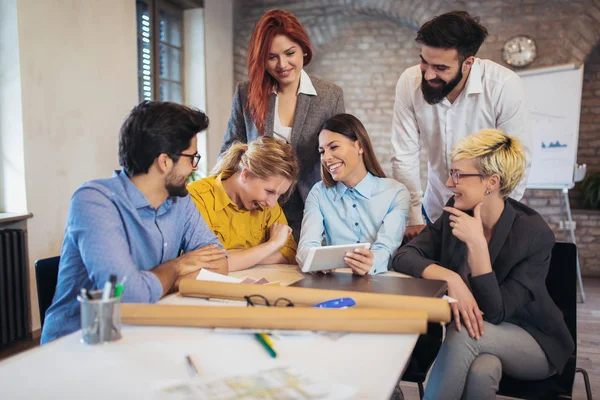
[0,265,419,399]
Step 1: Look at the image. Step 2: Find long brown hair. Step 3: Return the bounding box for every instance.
[319,114,386,188]
[246,9,313,134]
[212,136,299,202]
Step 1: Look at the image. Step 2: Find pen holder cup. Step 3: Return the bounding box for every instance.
[78,291,122,345]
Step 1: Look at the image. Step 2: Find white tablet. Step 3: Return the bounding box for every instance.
[301,243,371,273]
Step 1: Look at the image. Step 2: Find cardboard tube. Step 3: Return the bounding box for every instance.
[122,304,428,334]
[179,280,450,323]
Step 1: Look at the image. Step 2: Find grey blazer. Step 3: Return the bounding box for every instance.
[220,75,345,202]
[393,197,574,374]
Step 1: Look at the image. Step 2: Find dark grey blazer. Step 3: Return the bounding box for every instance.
[220,75,345,202]
[392,197,574,374]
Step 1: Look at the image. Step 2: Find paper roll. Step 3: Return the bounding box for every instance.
[179,280,451,323]
[121,304,428,334]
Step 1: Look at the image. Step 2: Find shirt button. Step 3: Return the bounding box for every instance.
[355,222,359,226]
[164,243,168,247]
[352,204,357,208]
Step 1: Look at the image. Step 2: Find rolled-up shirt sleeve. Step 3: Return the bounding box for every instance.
[180,195,223,252]
[495,73,530,201]
[69,187,163,303]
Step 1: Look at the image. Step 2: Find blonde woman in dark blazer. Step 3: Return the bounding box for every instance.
[393,129,574,400]
[221,10,344,240]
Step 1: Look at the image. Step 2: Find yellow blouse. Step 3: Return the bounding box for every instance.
[188,174,296,263]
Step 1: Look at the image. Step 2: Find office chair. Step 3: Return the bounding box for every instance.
[34,256,60,329]
[497,242,593,400]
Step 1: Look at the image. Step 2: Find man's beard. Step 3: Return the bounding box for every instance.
[421,68,463,105]
[165,170,189,198]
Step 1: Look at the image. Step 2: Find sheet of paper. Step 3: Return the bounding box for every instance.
[155,366,357,400]
[443,295,457,303]
[196,269,243,284]
[195,269,272,285]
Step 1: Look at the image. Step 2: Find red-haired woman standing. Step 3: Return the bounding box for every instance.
[221,9,345,241]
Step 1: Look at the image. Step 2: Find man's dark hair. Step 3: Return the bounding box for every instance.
[118,101,209,176]
[416,11,489,61]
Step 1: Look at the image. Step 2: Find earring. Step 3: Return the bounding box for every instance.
[359,150,363,155]
[304,53,308,56]
[484,189,491,196]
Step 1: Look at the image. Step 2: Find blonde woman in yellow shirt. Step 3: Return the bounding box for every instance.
[188,137,299,271]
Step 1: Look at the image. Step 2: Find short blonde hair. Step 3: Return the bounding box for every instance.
[212,136,299,202]
[451,129,525,197]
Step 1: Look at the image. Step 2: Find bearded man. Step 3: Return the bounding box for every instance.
[391,11,531,240]
[42,101,228,343]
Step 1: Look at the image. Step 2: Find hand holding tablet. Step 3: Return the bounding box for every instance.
[300,243,371,273]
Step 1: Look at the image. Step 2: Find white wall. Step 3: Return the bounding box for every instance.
[184,8,208,176]
[15,0,138,331]
[204,0,234,169]
[0,0,27,213]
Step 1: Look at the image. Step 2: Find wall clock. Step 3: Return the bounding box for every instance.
[502,35,537,67]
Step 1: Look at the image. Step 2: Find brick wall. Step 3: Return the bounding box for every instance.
[233,0,600,277]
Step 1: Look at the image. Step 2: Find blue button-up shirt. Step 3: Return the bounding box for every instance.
[297,172,410,274]
[41,170,221,343]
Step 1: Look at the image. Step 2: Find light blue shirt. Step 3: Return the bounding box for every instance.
[297,172,410,274]
[41,170,222,343]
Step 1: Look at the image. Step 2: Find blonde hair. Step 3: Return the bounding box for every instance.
[451,129,525,197]
[212,136,299,202]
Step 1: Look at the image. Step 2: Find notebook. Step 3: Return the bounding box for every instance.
[290,272,447,298]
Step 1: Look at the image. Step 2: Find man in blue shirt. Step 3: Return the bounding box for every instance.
[41,101,228,343]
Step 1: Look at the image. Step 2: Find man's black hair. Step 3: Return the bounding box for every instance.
[416,11,489,61]
[118,101,209,176]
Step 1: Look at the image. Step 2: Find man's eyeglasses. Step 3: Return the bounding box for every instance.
[244,294,295,308]
[179,153,201,168]
[449,169,484,185]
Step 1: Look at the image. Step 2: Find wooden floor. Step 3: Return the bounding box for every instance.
[399,278,600,399]
[1,279,599,399]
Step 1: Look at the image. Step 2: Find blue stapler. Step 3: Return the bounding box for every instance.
[314,297,356,309]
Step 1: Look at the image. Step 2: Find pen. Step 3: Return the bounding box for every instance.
[185,354,200,377]
[254,333,277,358]
[102,280,113,302]
[80,288,93,300]
[114,283,124,297]
[109,275,117,298]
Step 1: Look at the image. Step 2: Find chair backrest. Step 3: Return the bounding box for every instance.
[498,242,578,398]
[34,256,60,329]
[546,242,577,347]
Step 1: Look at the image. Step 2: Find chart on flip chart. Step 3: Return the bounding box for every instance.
[518,63,584,189]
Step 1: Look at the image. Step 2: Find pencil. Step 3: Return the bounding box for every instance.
[185,354,200,377]
[254,333,277,358]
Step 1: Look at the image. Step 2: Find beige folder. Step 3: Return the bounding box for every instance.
[121,304,428,334]
[179,280,451,323]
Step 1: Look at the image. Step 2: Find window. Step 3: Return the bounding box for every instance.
[136,0,184,103]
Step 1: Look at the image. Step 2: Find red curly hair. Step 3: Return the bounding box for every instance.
[246,9,313,134]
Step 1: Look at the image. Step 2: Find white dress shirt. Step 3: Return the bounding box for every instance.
[273,69,317,142]
[391,58,531,225]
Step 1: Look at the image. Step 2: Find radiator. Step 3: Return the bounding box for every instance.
[0,229,30,349]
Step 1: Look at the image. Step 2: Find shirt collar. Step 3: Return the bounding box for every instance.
[117,169,174,211]
[271,69,318,96]
[213,173,236,212]
[464,58,483,95]
[333,172,376,201]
